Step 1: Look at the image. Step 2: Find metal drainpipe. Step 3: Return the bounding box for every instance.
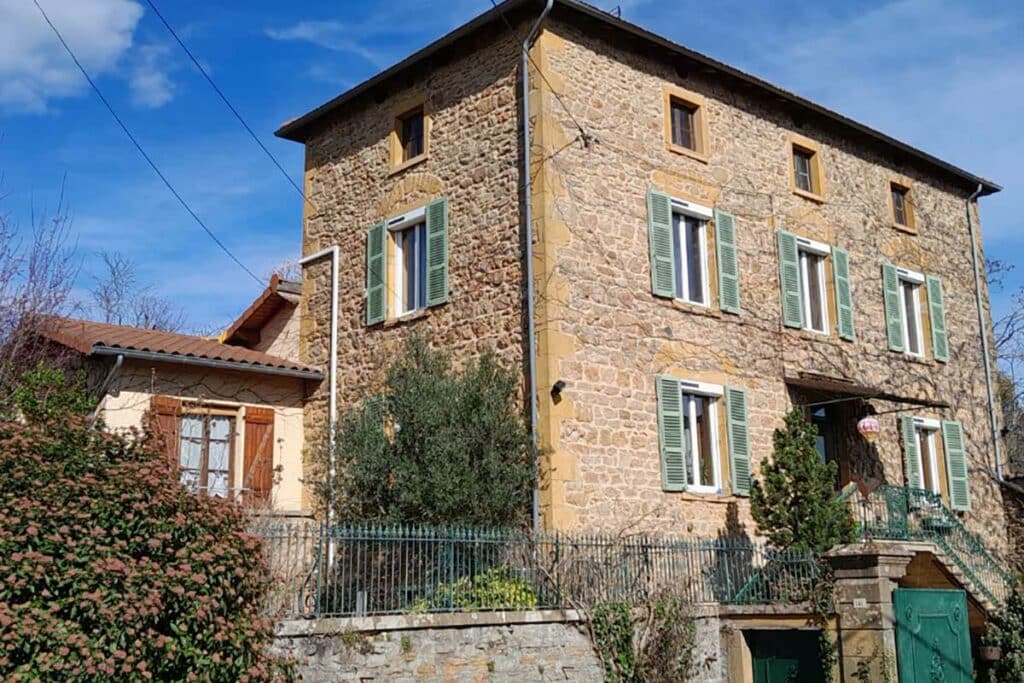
[87,353,123,425]
[299,246,341,536]
[966,184,1003,480]
[523,0,554,535]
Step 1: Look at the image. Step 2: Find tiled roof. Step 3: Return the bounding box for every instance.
[219,274,301,346]
[40,316,321,378]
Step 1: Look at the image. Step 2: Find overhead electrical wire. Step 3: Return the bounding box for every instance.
[30,0,264,286]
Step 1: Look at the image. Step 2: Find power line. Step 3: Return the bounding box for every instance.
[142,0,309,207]
[30,0,263,286]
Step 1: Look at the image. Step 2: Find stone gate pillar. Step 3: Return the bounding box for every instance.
[826,544,914,682]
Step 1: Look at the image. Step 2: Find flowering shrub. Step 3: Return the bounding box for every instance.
[0,417,292,682]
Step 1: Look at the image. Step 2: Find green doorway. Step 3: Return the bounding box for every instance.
[748,629,824,683]
[894,588,972,683]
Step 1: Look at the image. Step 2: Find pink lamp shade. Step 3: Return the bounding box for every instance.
[857,416,881,443]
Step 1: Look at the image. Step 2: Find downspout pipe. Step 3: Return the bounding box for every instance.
[966,184,1003,480]
[87,353,123,425]
[300,246,341,531]
[523,0,554,536]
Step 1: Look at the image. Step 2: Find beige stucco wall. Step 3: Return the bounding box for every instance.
[253,303,301,362]
[98,359,308,513]
[529,21,1005,550]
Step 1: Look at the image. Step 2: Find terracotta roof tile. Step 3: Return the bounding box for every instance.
[40,316,320,377]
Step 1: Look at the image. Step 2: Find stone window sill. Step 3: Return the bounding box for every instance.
[669,298,723,319]
[382,308,430,329]
[892,222,918,235]
[388,153,430,177]
[666,143,709,164]
[792,187,825,203]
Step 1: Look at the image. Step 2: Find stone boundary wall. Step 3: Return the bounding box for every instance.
[273,608,724,681]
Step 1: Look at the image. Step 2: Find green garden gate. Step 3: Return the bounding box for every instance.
[893,588,972,682]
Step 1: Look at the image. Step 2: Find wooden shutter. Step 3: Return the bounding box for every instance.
[425,197,449,307]
[647,190,676,299]
[150,395,181,467]
[900,415,922,489]
[926,275,949,362]
[656,375,687,491]
[777,231,803,328]
[714,209,741,314]
[244,407,275,505]
[725,387,751,496]
[832,246,855,340]
[882,263,904,351]
[942,420,970,511]
[365,221,387,325]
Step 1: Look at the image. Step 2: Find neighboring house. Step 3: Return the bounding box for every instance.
[39,277,320,515]
[275,1,1007,678]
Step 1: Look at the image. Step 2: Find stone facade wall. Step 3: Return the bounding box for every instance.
[272,610,724,682]
[299,23,527,446]
[295,11,1006,552]
[529,20,1006,551]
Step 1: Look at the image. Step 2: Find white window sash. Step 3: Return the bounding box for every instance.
[392,224,425,316]
[798,250,829,334]
[900,280,924,357]
[913,427,942,494]
[680,385,723,494]
[673,212,709,307]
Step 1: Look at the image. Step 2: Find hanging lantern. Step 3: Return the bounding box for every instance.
[857,416,881,443]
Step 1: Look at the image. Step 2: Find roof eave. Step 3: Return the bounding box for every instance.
[91,345,324,381]
[275,0,1000,195]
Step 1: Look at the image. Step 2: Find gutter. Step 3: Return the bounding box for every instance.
[523,0,554,535]
[90,346,324,381]
[966,184,1003,480]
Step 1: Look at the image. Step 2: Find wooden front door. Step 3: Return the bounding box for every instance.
[894,588,972,683]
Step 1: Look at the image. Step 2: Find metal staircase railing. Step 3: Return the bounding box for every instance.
[854,485,1012,607]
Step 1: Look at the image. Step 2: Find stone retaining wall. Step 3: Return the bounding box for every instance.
[273,608,724,682]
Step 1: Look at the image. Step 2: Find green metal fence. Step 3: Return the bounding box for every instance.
[854,485,1012,606]
[256,523,822,619]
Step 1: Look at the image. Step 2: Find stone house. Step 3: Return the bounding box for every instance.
[275,1,1008,678]
[39,276,319,515]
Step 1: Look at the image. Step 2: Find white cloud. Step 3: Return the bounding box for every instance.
[0,0,144,112]
[129,43,175,109]
[265,20,383,67]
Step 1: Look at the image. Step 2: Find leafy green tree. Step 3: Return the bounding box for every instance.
[8,364,95,424]
[321,336,534,527]
[750,409,856,553]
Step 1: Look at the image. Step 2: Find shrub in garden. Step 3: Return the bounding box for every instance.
[0,415,291,681]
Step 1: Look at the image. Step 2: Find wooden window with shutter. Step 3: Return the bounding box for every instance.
[149,395,181,467]
[243,407,275,507]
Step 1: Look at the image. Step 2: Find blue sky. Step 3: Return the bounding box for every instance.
[0,0,1021,333]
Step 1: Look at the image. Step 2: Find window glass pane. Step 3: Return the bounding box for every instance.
[684,217,704,304]
[207,471,229,498]
[402,228,416,311]
[902,282,921,354]
[695,397,714,487]
[180,415,203,439]
[892,187,907,225]
[794,150,813,192]
[683,395,695,486]
[670,101,694,149]
[208,415,232,441]
[180,470,200,493]
[672,214,684,299]
[803,252,826,332]
[918,429,935,491]
[401,111,424,160]
[417,224,427,310]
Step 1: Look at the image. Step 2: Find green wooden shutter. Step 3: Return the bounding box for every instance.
[942,420,971,511]
[365,221,387,325]
[778,231,803,328]
[926,275,949,362]
[882,263,904,351]
[900,416,922,489]
[656,375,687,491]
[725,387,751,496]
[832,246,855,340]
[714,209,741,314]
[425,197,449,307]
[647,190,676,299]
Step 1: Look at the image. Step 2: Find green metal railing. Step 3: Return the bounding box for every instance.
[854,485,1012,606]
[256,523,822,619]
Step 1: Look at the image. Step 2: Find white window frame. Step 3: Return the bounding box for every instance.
[912,417,941,495]
[670,198,712,307]
[678,379,723,494]
[796,236,830,335]
[897,267,925,358]
[388,205,427,317]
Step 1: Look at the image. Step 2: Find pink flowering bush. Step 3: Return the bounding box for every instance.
[0,417,293,682]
